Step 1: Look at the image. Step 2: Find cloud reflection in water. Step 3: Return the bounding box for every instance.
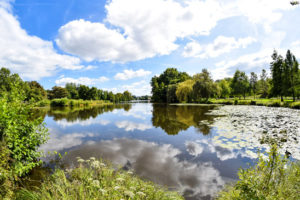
[63,138,224,199]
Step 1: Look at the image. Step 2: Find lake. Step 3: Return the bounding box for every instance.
[36,103,300,200]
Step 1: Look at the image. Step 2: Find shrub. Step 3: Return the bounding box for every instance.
[35,99,50,107]
[218,145,300,200]
[50,98,68,107]
[290,101,300,109]
[234,99,238,105]
[0,87,48,198]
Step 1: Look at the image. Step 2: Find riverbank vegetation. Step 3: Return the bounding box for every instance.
[151,50,300,108]
[218,145,300,200]
[18,158,183,200]
[0,67,134,107]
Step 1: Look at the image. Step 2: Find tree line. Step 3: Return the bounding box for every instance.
[0,67,134,103]
[151,50,300,103]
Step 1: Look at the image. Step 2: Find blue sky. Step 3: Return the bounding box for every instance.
[0,0,300,95]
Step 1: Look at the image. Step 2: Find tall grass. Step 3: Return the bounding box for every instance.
[50,99,112,107]
[17,158,183,200]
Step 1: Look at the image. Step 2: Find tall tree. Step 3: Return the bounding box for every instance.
[192,69,215,101]
[151,68,190,102]
[250,72,258,99]
[230,70,249,99]
[176,79,194,103]
[65,83,79,99]
[78,85,90,100]
[258,69,270,98]
[284,50,299,101]
[48,86,68,99]
[270,50,284,101]
[218,79,231,98]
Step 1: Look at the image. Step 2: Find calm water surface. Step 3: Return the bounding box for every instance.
[38,103,258,200]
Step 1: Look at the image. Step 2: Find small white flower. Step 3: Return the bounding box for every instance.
[137,191,146,196]
[92,180,100,187]
[116,177,125,182]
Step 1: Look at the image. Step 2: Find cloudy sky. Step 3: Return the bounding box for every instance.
[0,0,299,95]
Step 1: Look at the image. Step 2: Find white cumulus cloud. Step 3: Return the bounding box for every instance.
[0,3,84,80]
[55,76,109,86]
[183,36,256,58]
[55,0,294,63]
[114,69,151,80]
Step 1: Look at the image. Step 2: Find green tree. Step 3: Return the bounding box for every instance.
[88,87,98,100]
[123,90,133,101]
[218,79,231,98]
[166,84,178,103]
[283,50,299,101]
[192,69,215,101]
[270,50,284,101]
[230,70,249,99]
[48,86,69,99]
[78,85,90,100]
[65,83,79,99]
[0,68,27,99]
[258,69,269,98]
[250,72,258,99]
[26,81,47,102]
[176,79,194,103]
[151,68,190,102]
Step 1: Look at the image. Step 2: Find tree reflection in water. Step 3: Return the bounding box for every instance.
[152,104,217,135]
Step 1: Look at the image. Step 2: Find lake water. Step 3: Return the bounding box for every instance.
[36,103,299,200]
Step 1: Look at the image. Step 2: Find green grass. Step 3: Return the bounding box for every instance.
[207,98,300,109]
[217,145,300,200]
[16,158,184,200]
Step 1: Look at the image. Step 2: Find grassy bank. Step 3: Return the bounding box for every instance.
[34,99,113,107]
[182,98,300,109]
[17,158,183,200]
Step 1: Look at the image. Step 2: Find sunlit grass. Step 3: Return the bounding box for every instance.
[17,158,184,200]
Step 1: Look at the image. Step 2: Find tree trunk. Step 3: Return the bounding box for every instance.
[281,95,283,102]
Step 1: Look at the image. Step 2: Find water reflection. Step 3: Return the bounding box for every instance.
[152,104,217,135]
[62,138,224,199]
[36,103,266,200]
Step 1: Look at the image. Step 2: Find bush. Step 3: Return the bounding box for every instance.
[250,100,256,105]
[234,99,238,105]
[218,145,300,200]
[17,158,184,200]
[50,98,69,107]
[290,101,300,109]
[0,87,48,199]
[35,99,50,107]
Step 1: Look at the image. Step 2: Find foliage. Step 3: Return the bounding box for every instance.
[17,158,184,200]
[192,69,216,101]
[166,84,178,103]
[218,145,300,200]
[250,72,258,98]
[151,68,190,102]
[0,83,48,199]
[176,79,194,103]
[217,79,231,98]
[47,86,68,100]
[25,81,47,102]
[230,70,249,99]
